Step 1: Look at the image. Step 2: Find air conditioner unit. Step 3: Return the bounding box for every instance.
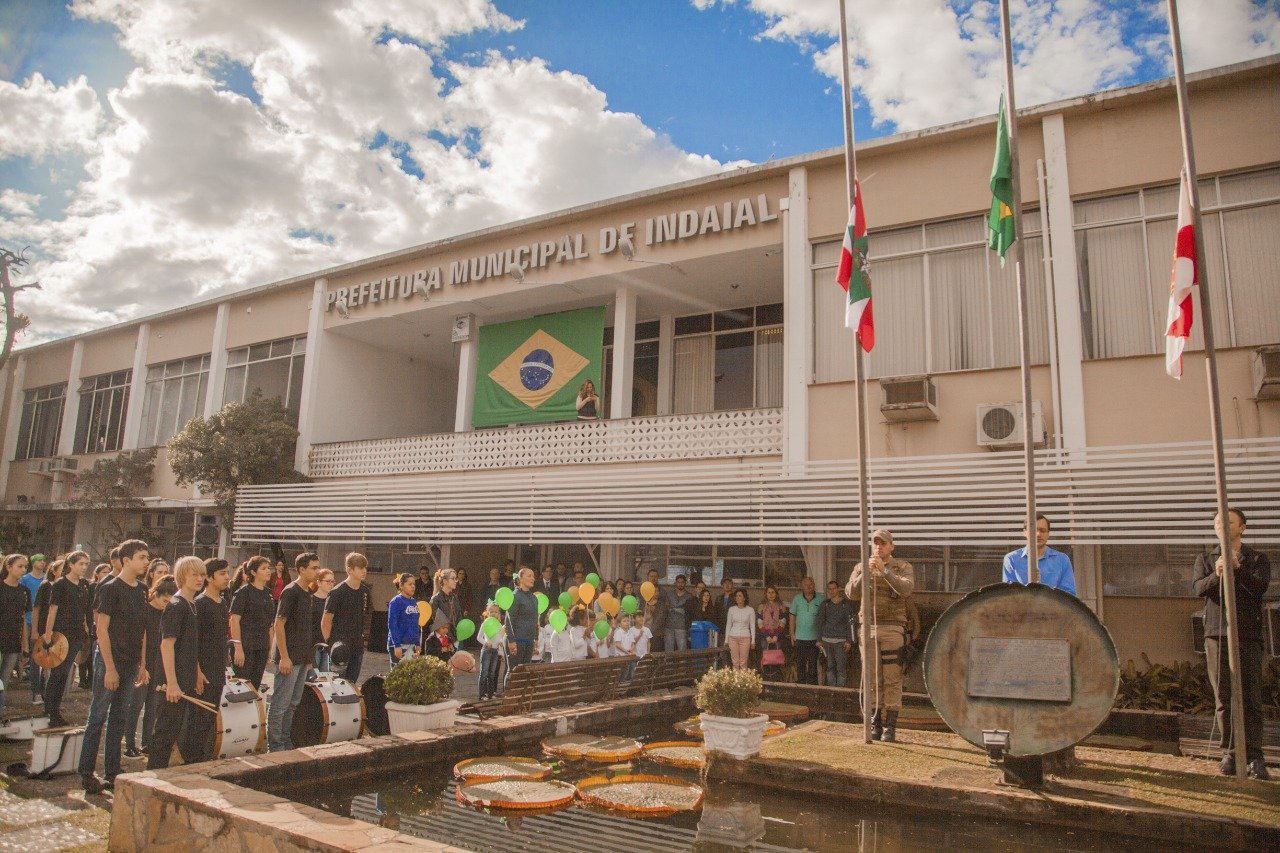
[976,401,1045,449]
[1252,345,1280,401]
[27,460,53,476]
[144,512,174,530]
[880,374,939,422]
[49,457,78,473]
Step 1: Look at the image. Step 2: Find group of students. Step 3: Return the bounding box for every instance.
[0,543,374,795]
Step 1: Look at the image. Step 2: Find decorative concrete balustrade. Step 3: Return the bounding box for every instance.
[307,407,784,478]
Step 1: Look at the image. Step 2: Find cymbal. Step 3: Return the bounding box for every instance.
[32,632,68,669]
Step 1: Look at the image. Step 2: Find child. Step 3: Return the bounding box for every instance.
[477,603,506,700]
[570,609,590,660]
[633,613,652,659]
[386,573,420,666]
[613,614,638,680]
[423,624,456,661]
[537,616,555,663]
[588,615,613,659]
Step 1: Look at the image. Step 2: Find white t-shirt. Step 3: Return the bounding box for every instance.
[613,626,638,655]
[725,605,757,642]
[537,623,555,658]
[549,628,576,663]
[570,625,589,660]
[589,633,611,658]
[634,626,652,658]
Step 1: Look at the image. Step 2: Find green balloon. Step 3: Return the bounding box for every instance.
[495,587,515,611]
[456,618,476,642]
[593,619,610,640]
[535,592,549,614]
[482,616,502,638]
[585,572,602,589]
[621,595,638,615]
[549,609,568,632]
[558,591,573,609]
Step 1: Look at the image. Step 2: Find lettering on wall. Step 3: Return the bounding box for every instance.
[327,193,779,313]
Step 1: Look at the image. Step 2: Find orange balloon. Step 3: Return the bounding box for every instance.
[640,581,657,603]
[417,602,432,628]
[579,584,596,605]
[600,593,620,617]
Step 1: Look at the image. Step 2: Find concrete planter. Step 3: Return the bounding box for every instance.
[700,712,769,760]
[385,699,461,734]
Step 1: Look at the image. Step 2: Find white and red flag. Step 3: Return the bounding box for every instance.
[1165,169,1197,379]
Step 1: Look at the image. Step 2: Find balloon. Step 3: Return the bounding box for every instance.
[579,583,596,605]
[456,618,476,642]
[482,616,502,639]
[417,603,432,627]
[535,592,549,614]
[585,572,601,589]
[593,620,610,640]
[548,609,568,632]
[600,593,619,617]
[622,595,639,614]
[568,585,581,603]
[640,581,657,602]
[558,591,573,610]
[495,587,515,611]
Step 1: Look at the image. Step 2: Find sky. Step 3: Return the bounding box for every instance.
[1,0,1277,342]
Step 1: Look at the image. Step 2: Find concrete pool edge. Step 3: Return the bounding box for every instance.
[108,689,699,852]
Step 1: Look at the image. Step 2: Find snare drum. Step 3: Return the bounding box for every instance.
[213,678,266,759]
[290,675,363,747]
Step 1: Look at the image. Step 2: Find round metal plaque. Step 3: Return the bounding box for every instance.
[923,583,1119,757]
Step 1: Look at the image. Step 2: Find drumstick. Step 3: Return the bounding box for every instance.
[154,684,218,713]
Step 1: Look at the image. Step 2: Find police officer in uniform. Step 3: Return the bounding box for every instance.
[846,529,914,742]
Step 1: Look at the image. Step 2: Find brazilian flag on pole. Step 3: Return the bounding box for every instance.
[472,306,605,428]
[987,94,1015,265]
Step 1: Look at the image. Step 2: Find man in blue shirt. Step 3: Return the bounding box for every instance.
[1003,514,1076,595]
[19,554,46,703]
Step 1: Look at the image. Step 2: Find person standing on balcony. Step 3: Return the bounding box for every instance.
[1003,514,1076,595]
[576,379,600,420]
[1193,508,1271,780]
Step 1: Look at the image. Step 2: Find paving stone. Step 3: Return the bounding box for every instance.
[0,818,100,852]
[0,790,76,826]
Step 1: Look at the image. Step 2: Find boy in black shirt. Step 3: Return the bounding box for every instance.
[78,539,149,793]
[42,551,91,727]
[266,552,319,752]
[147,556,207,770]
[321,552,370,683]
[191,559,230,762]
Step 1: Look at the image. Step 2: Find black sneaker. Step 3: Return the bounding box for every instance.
[48,715,69,729]
[124,746,143,759]
[1247,759,1271,781]
[82,774,107,795]
[102,777,116,790]
[1220,753,1236,776]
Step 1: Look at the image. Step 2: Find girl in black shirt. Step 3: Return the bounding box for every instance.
[0,555,30,723]
[124,576,176,757]
[229,557,274,689]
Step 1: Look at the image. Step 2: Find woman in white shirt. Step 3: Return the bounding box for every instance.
[725,588,757,670]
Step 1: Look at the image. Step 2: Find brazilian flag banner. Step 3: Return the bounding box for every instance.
[472,306,605,428]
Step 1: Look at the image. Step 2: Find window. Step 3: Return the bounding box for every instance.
[673,303,783,414]
[833,543,1068,594]
[73,370,131,454]
[15,384,65,460]
[813,214,1049,381]
[648,543,807,587]
[602,323,660,417]
[139,355,210,447]
[1101,543,1203,597]
[1074,166,1280,359]
[223,336,306,422]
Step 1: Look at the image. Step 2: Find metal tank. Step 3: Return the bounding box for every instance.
[923,583,1119,762]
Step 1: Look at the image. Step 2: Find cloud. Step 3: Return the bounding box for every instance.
[0,73,103,160]
[695,0,1280,130]
[3,1,741,340]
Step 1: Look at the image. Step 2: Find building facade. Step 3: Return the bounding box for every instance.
[3,58,1278,665]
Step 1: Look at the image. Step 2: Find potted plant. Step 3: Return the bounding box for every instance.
[696,667,768,759]
[383,656,461,734]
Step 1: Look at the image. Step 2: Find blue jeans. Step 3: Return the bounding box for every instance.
[821,640,849,688]
[266,661,311,752]
[340,648,363,684]
[0,651,20,720]
[505,640,533,688]
[28,648,44,701]
[77,651,139,780]
[665,628,688,651]
[478,647,502,698]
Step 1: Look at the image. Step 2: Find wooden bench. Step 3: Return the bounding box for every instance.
[626,646,726,695]
[462,656,636,720]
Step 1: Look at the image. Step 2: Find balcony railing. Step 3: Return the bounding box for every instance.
[307,407,784,478]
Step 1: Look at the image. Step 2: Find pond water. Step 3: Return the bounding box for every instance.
[264,718,1211,853]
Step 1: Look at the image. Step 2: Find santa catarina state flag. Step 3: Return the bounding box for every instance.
[836,179,874,352]
[473,306,605,428]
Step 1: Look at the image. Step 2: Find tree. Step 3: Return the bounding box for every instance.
[0,247,40,374]
[167,391,309,523]
[70,447,158,557]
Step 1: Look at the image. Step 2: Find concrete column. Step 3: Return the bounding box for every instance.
[781,166,809,467]
[609,286,637,420]
[122,322,150,450]
[1041,114,1087,450]
[1073,544,1103,618]
[203,302,231,418]
[57,340,85,457]
[0,356,27,503]
[455,321,479,432]
[294,279,327,473]
[656,314,674,416]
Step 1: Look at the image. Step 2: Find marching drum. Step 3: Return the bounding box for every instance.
[291,674,363,747]
[214,678,266,759]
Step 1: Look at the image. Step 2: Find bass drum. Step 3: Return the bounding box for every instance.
[291,675,363,747]
[361,674,389,736]
[214,678,265,759]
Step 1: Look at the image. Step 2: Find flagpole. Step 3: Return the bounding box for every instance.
[836,0,875,745]
[1166,0,1246,780]
[997,0,1039,580]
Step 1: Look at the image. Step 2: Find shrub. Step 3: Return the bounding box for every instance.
[384,655,454,706]
[696,667,763,719]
